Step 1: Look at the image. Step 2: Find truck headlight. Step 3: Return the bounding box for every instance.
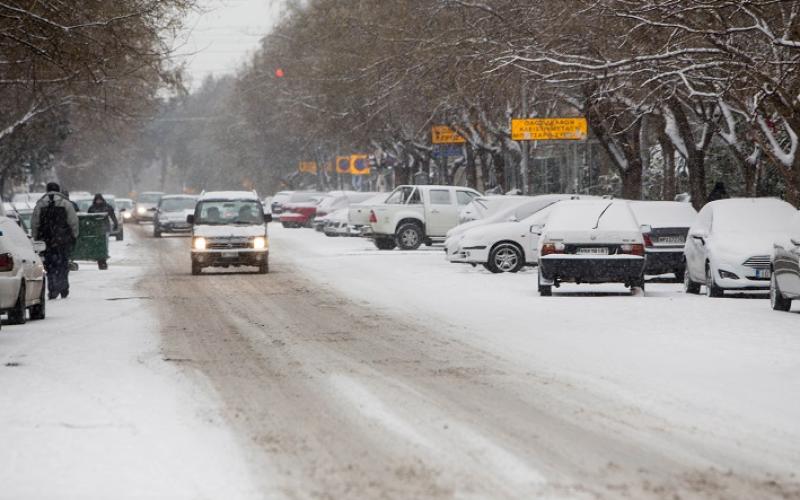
[193,237,207,250]
[253,236,267,250]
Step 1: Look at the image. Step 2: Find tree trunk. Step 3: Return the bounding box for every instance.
[465,143,477,189]
[491,150,506,191]
[621,156,643,200]
[659,133,676,201]
[687,150,707,210]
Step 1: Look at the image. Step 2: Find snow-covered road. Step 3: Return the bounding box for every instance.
[2,223,798,499]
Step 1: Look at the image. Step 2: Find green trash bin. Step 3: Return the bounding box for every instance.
[71,213,110,267]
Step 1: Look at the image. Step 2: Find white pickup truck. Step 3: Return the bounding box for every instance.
[368,185,482,250]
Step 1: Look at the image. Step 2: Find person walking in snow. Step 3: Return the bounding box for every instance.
[88,193,118,270]
[31,182,79,299]
[707,181,729,203]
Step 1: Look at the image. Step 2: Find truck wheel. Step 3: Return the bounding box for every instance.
[538,273,552,296]
[191,259,202,276]
[258,260,269,274]
[8,282,26,325]
[373,237,396,250]
[487,243,524,273]
[30,280,46,320]
[395,223,423,250]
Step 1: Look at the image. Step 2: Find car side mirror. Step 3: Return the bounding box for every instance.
[690,228,708,242]
[33,241,46,253]
[186,214,195,224]
[530,223,544,235]
[264,213,273,223]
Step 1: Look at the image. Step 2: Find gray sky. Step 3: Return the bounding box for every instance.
[173,0,285,88]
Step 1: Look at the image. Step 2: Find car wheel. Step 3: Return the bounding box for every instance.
[771,273,792,311]
[487,243,524,273]
[374,237,396,250]
[538,273,552,296]
[631,276,646,294]
[8,281,26,325]
[683,267,700,294]
[191,259,202,276]
[30,279,46,320]
[706,264,724,297]
[395,223,423,250]
[673,268,685,283]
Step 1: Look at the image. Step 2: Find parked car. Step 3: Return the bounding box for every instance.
[446,195,585,270]
[270,191,294,215]
[313,192,377,231]
[280,194,329,228]
[771,211,800,311]
[188,191,272,275]
[0,216,46,326]
[116,198,134,222]
[11,192,45,205]
[322,208,352,237]
[630,201,697,280]
[537,200,647,296]
[368,185,482,250]
[683,198,798,297]
[12,202,35,235]
[134,191,165,223]
[458,195,523,224]
[153,194,198,237]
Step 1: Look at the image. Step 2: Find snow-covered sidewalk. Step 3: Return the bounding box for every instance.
[0,236,259,499]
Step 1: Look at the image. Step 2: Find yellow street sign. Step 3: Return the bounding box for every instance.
[432,125,466,144]
[335,156,351,174]
[298,161,317,174]
[511,117,588,141]
[349,154,370,175]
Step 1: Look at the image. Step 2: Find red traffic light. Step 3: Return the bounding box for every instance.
[275,68,285,78]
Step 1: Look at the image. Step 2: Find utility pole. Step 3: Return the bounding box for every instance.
[520,79,529,195]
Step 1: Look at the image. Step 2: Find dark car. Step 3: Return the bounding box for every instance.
[630,201,697,281]
[153,195,199,237]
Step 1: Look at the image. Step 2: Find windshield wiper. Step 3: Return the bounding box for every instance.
[592,202,613,230]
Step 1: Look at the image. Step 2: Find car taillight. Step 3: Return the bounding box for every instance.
[0,253,13,272]
[621,244,645,256]
[369,210,377,223]
[642,233,653,247]
[541,242,565,256]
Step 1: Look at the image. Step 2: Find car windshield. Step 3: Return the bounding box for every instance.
[196,200,264,225]
[161,198,197,212]
[116,200,133,210]
[139,193,162,204]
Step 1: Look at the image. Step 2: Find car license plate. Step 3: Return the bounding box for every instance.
[222,251,238,259]
[755,269,771,279]
[657,236,684,244]
[577,247,608,255]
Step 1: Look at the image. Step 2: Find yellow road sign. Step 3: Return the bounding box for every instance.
[511,117,588,141]
[349,154,370,175]
[298,161,317,174]
[432,125,466,144]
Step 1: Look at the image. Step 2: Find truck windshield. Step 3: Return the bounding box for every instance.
[196,200,264,225]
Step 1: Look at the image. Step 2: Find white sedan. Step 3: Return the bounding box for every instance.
[684,198,797,297]
[0,216,46,327]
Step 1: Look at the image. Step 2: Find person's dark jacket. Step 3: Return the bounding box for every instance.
[88,200,118,233]
[32,191,79,249]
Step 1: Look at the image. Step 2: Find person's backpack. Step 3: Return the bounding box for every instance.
[38,195,74,248]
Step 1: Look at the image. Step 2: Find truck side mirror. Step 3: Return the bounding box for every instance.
[264,213,273,223]
[186,214,195,224]
[530,224,544,235]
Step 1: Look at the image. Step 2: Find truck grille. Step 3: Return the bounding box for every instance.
[742,255,770,270]
[208,240,249,250]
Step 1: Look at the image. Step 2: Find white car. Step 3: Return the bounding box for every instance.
[445,194,586,270]
[683,198,797,297]
[188,191,271,275]
[458,196,522,224]
[537,200,647,295]
[629,201,697,280]
[771,211,800,311]
[0,216,46,326]
[323,208,351,237]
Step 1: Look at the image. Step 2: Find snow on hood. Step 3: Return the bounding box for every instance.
[711,231,787,261]
[630,201,697,228]
[193,224,266,238]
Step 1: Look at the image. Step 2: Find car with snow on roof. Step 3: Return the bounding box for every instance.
[629,200,697,281]
[770,210,800,311]
[187,191,272,275]
[683,198,797,297]
[536,200,647,296]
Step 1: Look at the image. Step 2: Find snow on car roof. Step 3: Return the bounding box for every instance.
[547,200,638,231]
[710,197,797,233]
[630,201,697,228]
[199,191,260,202]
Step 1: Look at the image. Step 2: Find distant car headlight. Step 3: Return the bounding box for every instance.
[253,236,267,250]
[137,206,147,215]
[193,237,207,250]
[123,212,132,219]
